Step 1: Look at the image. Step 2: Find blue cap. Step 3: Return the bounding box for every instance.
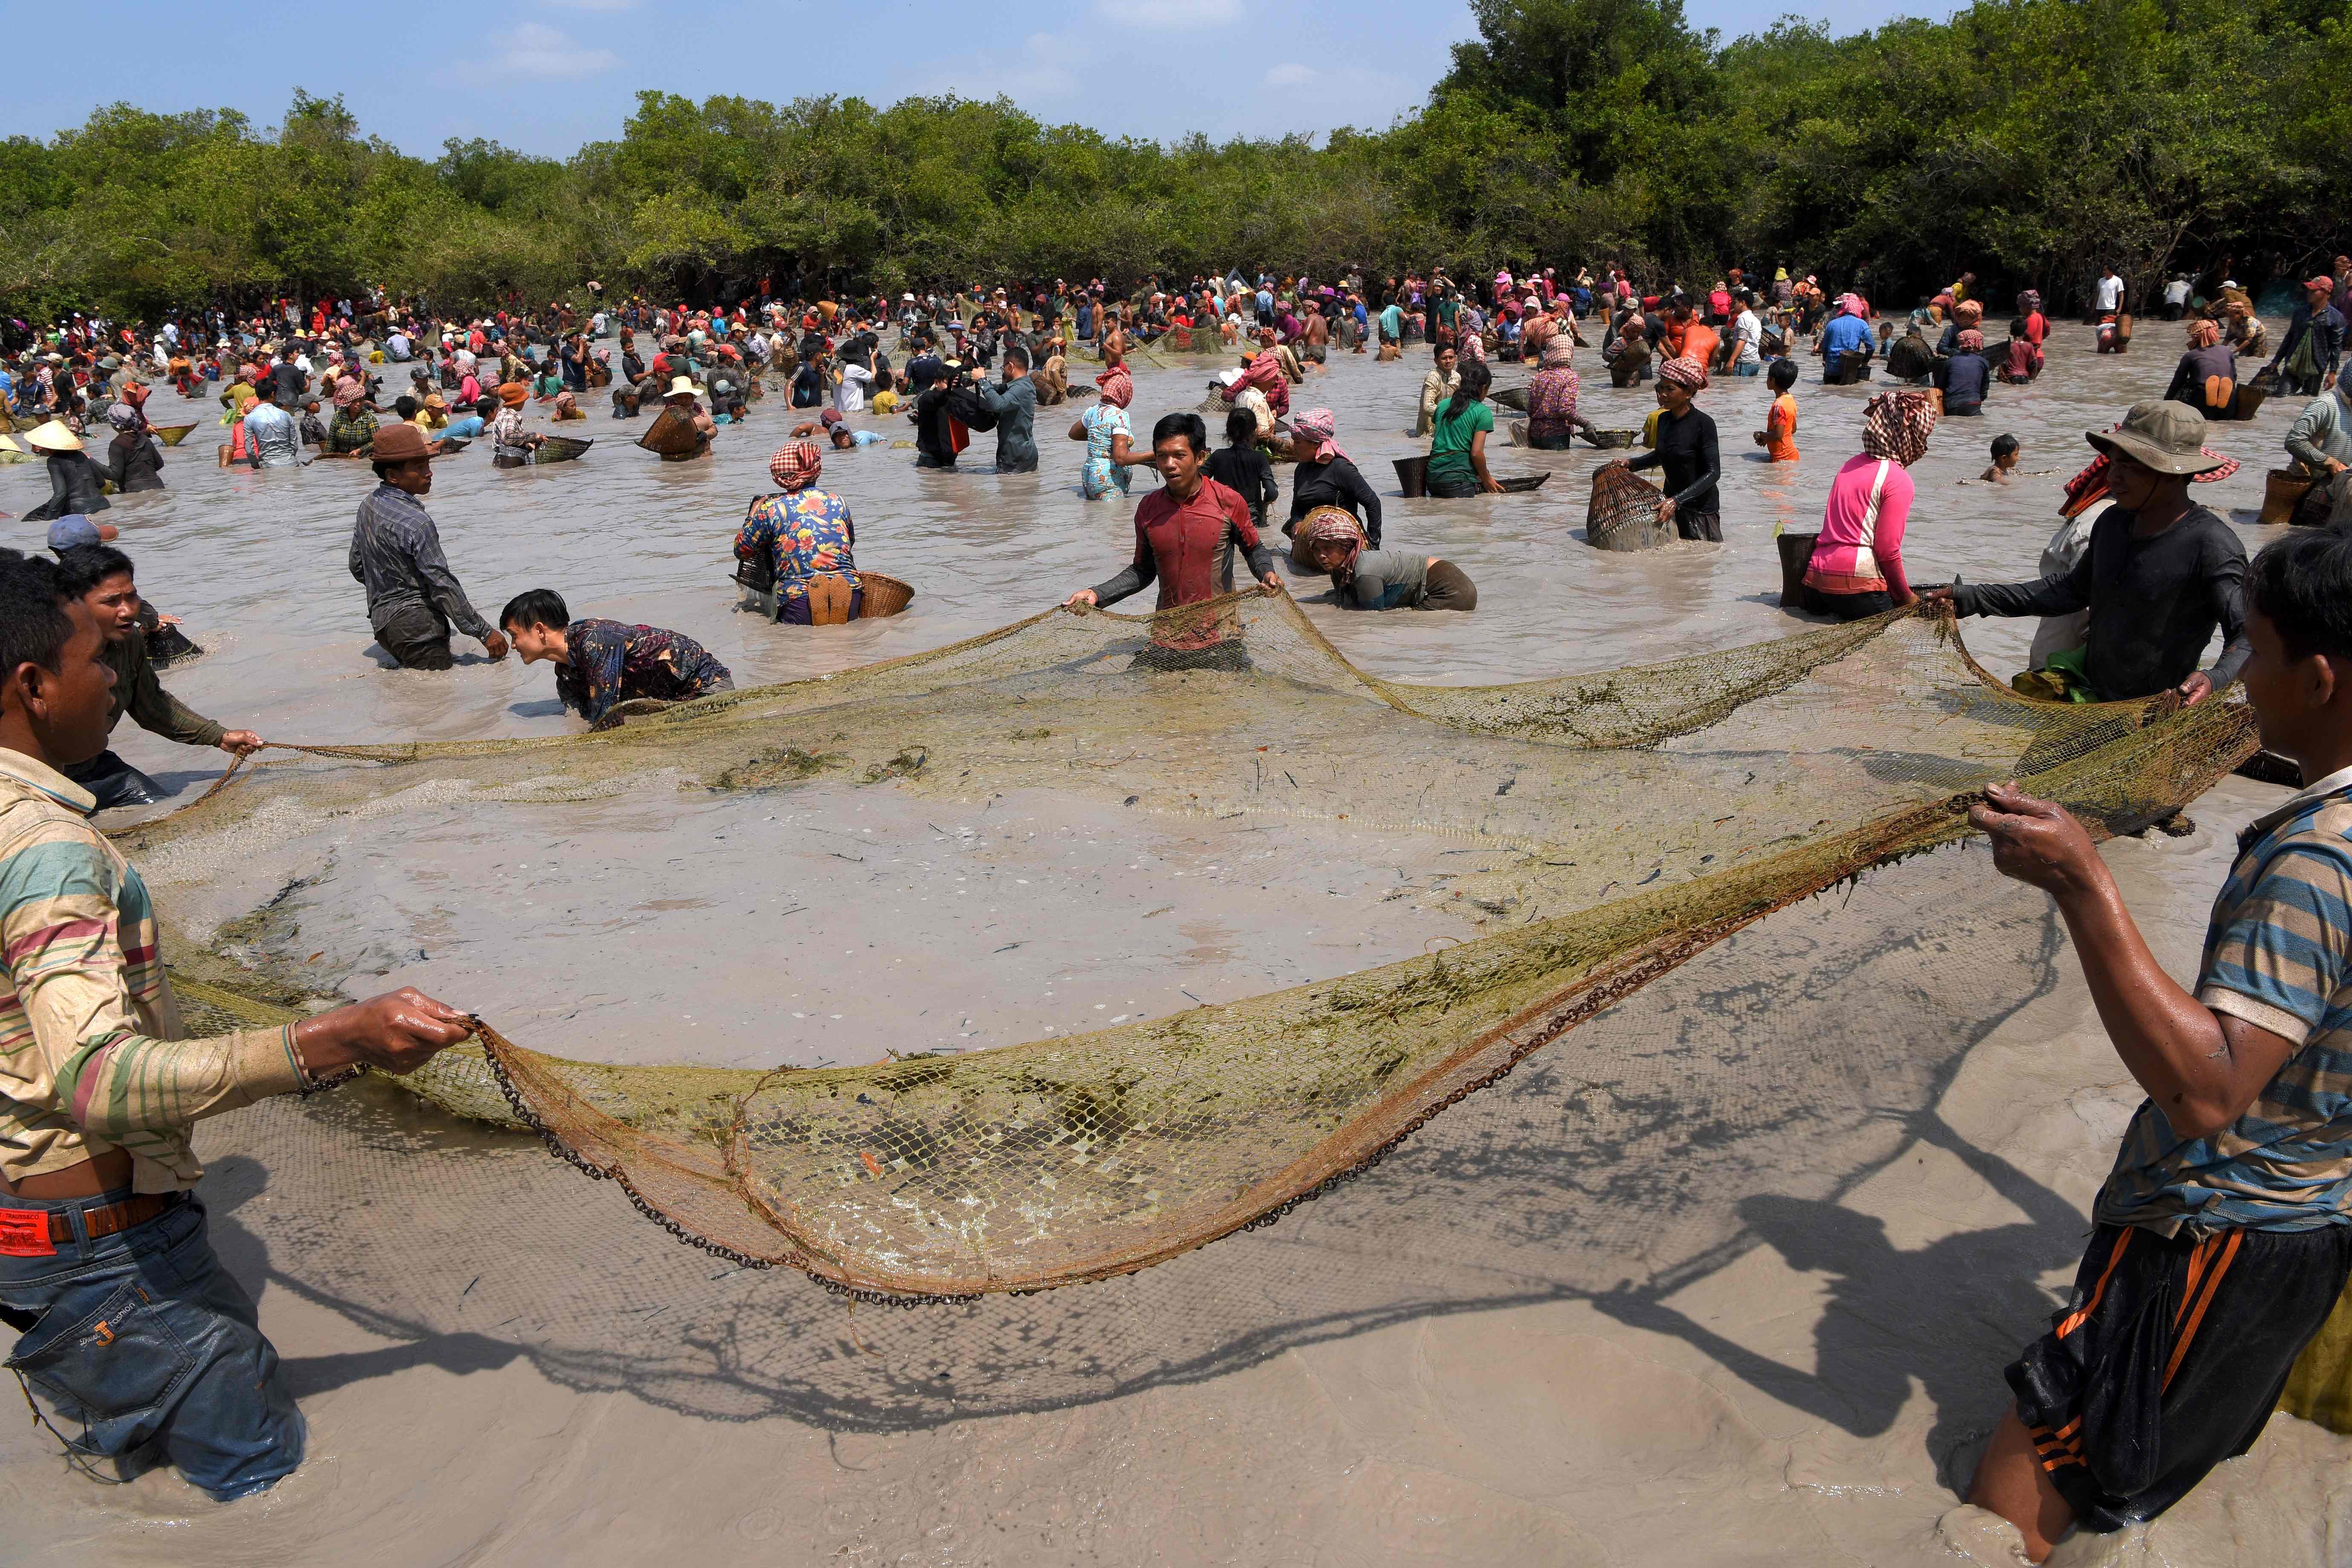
[46,514,104,550]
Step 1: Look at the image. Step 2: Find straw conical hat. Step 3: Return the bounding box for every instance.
[24,421,82,453]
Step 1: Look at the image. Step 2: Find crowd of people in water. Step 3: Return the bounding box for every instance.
[3,253,2352,1565]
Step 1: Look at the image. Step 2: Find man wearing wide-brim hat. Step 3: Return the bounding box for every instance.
[347,423,507,670]
[1928,400,2248,705]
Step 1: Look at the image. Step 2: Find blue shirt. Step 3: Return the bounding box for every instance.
[439,415,487,441]
[1821,315,1876,357]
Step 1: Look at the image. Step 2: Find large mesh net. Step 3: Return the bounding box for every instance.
[128,594,2256,1303]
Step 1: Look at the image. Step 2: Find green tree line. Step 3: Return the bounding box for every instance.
[1,0,2342,323]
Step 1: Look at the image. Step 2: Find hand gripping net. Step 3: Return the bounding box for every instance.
[137,595,2255,1302]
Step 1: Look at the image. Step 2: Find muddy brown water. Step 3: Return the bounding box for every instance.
[2,323,2337,1567]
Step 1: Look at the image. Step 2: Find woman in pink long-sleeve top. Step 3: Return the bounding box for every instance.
[1801,390,1937,620]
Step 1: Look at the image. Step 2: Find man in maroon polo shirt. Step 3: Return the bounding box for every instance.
[1066,410,1280,615]
[1065,411,1283,669]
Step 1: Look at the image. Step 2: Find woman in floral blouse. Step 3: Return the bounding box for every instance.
[735,441,861,624]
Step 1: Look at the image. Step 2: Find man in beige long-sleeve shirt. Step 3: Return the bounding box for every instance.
[0,551,474,1499]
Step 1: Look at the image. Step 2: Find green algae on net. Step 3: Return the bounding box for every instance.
[141,595,2254,1303]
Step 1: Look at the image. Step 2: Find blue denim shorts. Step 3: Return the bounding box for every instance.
[0,1190,303,1500]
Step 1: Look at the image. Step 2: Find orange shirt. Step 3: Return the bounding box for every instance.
[1766,392,1799,461]
[1677,321,1721,374]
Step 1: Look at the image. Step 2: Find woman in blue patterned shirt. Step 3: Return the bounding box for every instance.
[735,441,861,624]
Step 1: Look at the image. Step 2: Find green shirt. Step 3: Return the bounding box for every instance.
[325,408,378,455]
[1427,398,1493,483]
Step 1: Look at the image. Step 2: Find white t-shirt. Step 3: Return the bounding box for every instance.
[2164,279,2191,305]
[2094,274,2124,311]
[1732,309,1762,365]
[833,361,873,415]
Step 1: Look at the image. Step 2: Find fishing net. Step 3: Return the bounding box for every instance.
[129,594,2254,1304]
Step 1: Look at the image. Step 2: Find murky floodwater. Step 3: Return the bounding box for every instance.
[5,318,2285,748]
[4,323,2341,1567]
[3,321,2291,1067]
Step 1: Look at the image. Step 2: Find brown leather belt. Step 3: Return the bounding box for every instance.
[4,1192,179,1245]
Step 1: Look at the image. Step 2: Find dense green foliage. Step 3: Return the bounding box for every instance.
[2,0,2341,321]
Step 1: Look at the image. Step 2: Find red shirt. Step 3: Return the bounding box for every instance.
[1100,478,1267,613]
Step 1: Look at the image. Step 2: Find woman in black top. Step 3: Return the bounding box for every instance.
[1205,407,1278,531]
[1283,409,1383,547]
[23,421,110,521]
[1617,355,1721,541]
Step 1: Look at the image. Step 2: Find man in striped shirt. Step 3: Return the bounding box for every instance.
[1964,527,2352,1559]
[0,552,477,1499]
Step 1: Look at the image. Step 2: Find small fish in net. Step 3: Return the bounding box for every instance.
[1586,464,1674,551]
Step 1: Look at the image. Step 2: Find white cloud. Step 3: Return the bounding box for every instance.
[1101,0,1241,26]
[495,23,619,78]
[1262,63,1317,87]
[899,32,1086,104]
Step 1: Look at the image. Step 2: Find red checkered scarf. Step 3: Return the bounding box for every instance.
[769,441,824,491]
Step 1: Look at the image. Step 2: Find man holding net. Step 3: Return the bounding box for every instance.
[1964,527,2352,1559]
[0,551,479,1500]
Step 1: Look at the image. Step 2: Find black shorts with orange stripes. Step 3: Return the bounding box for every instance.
[2005,1221,2352,1531]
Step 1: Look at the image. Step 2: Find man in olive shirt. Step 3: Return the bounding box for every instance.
[50,540,262,810]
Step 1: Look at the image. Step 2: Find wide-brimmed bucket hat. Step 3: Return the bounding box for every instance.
[2085,400,2227,476]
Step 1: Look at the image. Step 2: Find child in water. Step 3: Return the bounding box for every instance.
[1753,359,1800,461]
[1981,432,2021,482]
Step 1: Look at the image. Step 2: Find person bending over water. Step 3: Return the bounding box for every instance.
[1295,511,1475,611]
[0,550,478,1504]
[500,588,732,728]
[1964,527,2352,1561]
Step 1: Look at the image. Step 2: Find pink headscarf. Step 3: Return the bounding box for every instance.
[1095,366,1133,408]
[1292,408,1346,462]
[769,441,824,491]
[1231,353,1285,398]
[1838,293,1868,320]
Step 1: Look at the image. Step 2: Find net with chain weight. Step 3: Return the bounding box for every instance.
[129,592,2256,1304]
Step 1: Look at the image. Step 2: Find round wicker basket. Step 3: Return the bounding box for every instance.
[857,571,917,617]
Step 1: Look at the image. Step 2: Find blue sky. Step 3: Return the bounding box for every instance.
[9,2,1931,158]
